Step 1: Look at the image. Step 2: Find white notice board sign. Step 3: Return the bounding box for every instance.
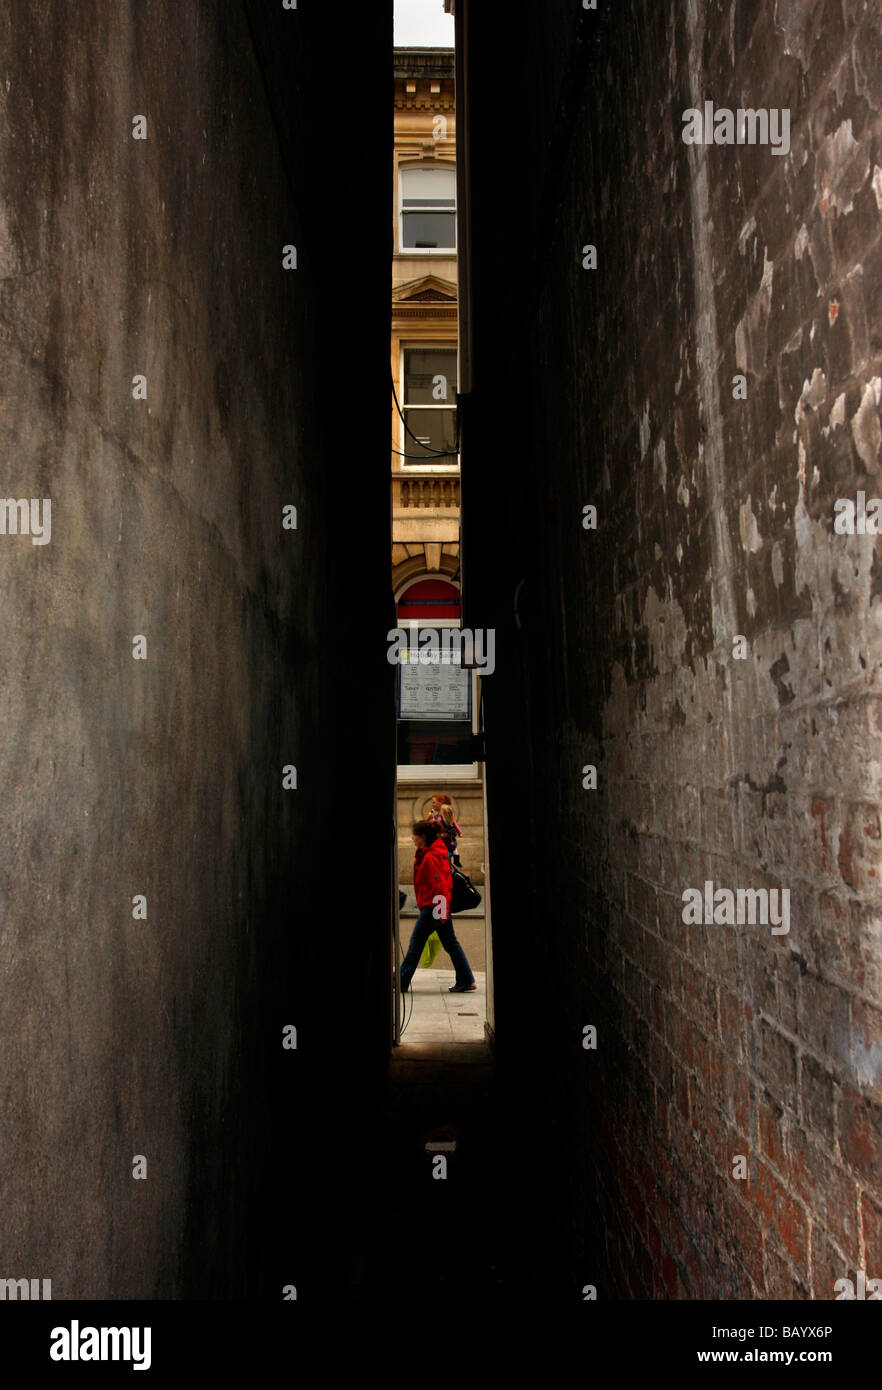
[398,650,471,721]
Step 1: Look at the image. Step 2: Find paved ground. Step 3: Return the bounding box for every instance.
[397,968,486,1044]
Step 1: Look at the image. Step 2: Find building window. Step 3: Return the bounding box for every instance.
[395,580,474,768]
[402,347,457,459]
[399,164,456,251]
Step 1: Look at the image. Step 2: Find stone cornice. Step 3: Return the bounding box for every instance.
[395,90,455,114]
[393,306,457,320]
[393,48,455,80]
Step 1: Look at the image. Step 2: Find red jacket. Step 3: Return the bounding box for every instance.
[413,837,453,913]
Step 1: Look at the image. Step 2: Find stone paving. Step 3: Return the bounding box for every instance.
[397,968,486,1044]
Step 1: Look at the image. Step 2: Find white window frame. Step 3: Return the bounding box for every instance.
[395,615,480,783]
[398,162,457,255]
[398,343,459,471]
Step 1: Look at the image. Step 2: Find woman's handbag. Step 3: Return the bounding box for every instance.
[450,865,481,914]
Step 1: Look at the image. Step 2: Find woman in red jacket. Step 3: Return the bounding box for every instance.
[399,820,476,994]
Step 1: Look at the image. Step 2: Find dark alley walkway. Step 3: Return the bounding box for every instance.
[1,0,881,1349]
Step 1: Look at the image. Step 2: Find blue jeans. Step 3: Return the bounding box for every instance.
[400,904,475,991]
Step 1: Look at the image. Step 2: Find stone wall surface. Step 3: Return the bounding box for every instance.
[0,1,392,1298]
[464,0,882,1298]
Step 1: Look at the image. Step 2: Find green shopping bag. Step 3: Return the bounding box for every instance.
[419,931,443,968]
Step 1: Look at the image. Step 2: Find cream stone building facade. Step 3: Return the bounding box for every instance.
[392,48,459,588]
[392,48,485,971]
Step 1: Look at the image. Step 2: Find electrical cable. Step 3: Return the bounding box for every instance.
[391,370,454,454]
[400,962,413,1035]
[391,372,461,458]
[392,446,459,459]
[394,900,413,1036]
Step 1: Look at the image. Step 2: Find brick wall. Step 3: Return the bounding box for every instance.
[464,0,882,1297]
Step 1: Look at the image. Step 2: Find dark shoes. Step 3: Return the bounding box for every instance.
[449,982,477,993]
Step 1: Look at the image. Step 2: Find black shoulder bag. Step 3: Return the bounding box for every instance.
[450,865,481,914]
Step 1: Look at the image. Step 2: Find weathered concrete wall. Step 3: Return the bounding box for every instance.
[0,1,392,1297]
[464,0,882,1297]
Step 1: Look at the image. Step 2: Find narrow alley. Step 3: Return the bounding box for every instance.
[1,0,881,1360]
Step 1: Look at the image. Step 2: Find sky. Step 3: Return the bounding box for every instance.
[394,0,454,47]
